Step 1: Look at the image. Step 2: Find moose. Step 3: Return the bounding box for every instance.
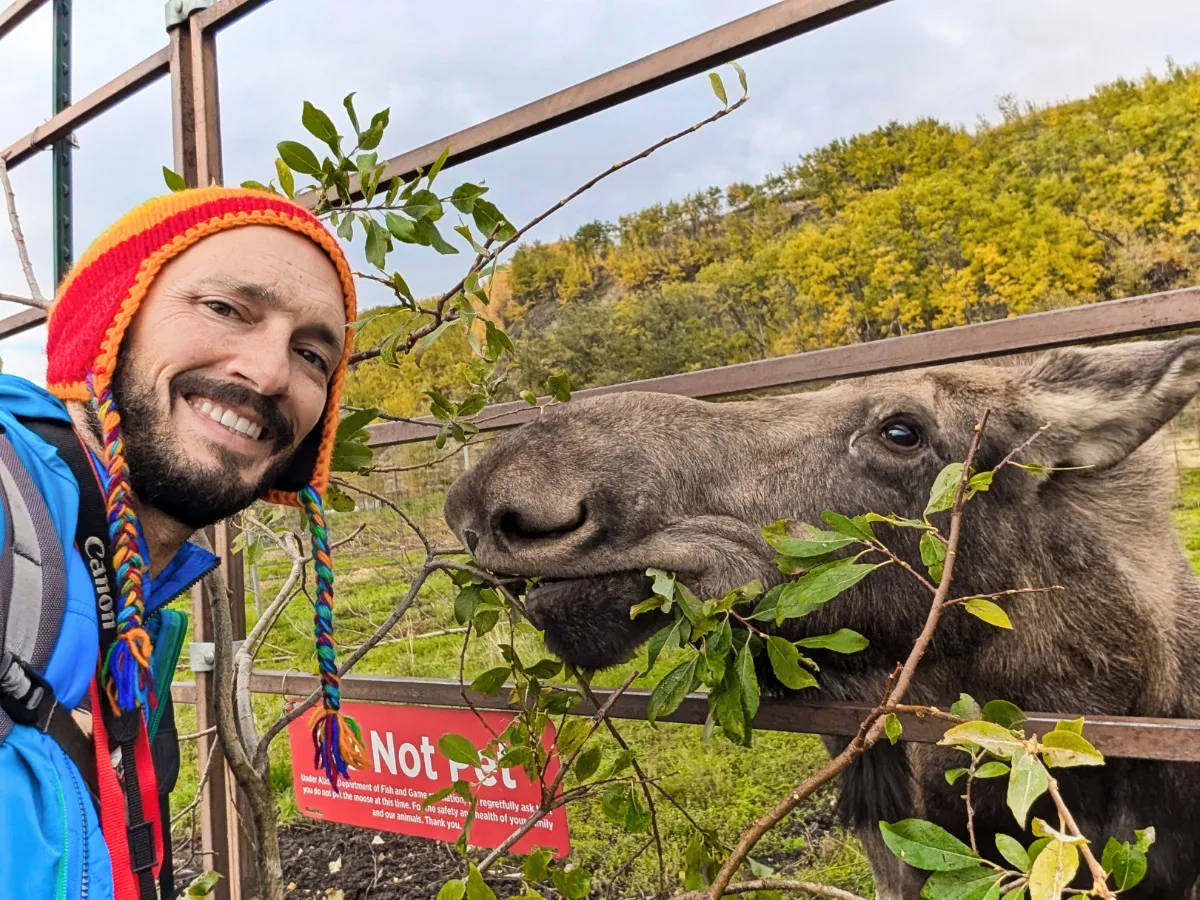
[443,337,1200,899]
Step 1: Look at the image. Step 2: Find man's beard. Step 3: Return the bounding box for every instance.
[101,356,298,530]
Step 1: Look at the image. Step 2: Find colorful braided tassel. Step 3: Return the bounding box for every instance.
[89,374,155,714]
[301,485,367,790]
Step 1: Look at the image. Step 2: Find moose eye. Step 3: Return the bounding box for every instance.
[881,420,921,449]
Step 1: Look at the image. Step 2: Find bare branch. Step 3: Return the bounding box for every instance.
[0,155,45,306]
[0,289,46,309]
[1046,776,1117,899]
[332,477,431,555]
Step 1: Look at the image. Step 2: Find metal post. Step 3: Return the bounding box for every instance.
[52,0,71,287]
[169,13,252,897]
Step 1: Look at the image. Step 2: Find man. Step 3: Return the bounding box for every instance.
[0,186,363,900]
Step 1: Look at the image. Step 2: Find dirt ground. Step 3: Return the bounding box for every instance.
[173,798,845,900]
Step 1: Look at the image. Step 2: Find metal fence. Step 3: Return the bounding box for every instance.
[3,1,1200,897]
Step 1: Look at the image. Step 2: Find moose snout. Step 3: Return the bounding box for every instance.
[443,467,593,570]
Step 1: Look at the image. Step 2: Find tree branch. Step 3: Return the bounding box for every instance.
[680,879,867,900]
[705,412,992,899]
[1046,776,1117,899]
[0,156,45,306]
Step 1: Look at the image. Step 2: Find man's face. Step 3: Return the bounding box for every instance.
[111,225,346,529]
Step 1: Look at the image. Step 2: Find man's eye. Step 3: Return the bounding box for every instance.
[205,300,240,319]
[298,348,329,373]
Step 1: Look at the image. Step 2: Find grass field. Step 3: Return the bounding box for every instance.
[167,461,1200,897]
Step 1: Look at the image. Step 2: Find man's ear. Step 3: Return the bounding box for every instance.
[1020,337,1200,471]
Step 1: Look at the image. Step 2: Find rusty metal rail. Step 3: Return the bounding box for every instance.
[170,671,1200,764]
[366,285,1200,446]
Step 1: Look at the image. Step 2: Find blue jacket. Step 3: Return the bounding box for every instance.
[0,372,218,900]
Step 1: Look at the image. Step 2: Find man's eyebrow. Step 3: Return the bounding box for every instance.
[194,275,344,353]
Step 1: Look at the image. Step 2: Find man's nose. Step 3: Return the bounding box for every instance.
[226,332,292,398]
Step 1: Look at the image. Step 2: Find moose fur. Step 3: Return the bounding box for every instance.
[443,337,1200,899]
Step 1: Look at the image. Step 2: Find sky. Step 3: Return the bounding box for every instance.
[2,0,1198,386]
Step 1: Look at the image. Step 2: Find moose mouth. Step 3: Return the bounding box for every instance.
[523,570,670,671]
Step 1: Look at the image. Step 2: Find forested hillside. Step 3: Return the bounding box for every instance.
[344,62,1200,415]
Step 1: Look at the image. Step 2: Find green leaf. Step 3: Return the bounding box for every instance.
[939,721,1025,759]
[865,512,932,530]
[301,100,339,151]
[472,608,500,636]
[427,145,450,184]
[624,790,652,834]
[385,212,417,243]
[1135,827,1155,853]
[415,218,459,254]
[277,140,323,177]
[1101,838,1147,891]
[342,92,361,135]
[239,179,271,192]
[1001,890,1026,900]
[360,108,389,150]
[982,700,1028,730]
[968,471,995,493]
[551,867,591,900]
[884,713,903,745]
[975,761,1010,779]
[1053,717,1084,735]
[337,210,355,241]
[438,733,480,767]
[920,531,947,582]
[647,653,699,723]
[472,198,515,241]
[162,166,188,192]
[324,482,356,513]
[996,834,1031,872]
[736,639,760,720]
[951,694,982,721]
[573,746,602,782]
[708,71,728,105]
[796,628,869,654]
[729,60,748,94]
[421,785,455,809]
[451,182,488,214]
[404,188,443,222]
[1027,838,1051,866]
[821,510,875,541]
[556,718,590,758]
[945,767,967,786]
[878,819,981,871]
[646,616,686,670]
[525,658,562,679]
[185,871,223,897]
[364,219,389,269]
[337,407,381,440]
[466,865,497,900]
[1027,840,1079,900]
[1006,748,1049,829]
[1039,730,1104,768]
[762,520,858,557]
[963,598,1013,629]
[919,867,1002,900]
[926,463,965,515]
[469,667,510,695]
[454,586,481,625]
[520,390,538,406]
[546,373,572,402]
[356,151,379,199]
[522,848,552,885]
[711,665,750,746]
[766,636,818,690]
[774,561,882,623]
[330,440,373,474]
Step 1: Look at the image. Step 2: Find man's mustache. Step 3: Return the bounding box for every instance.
[172,372,295,452]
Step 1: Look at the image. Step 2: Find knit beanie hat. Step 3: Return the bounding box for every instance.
[46,186,366,787]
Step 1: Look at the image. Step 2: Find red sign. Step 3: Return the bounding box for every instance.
[287,700,570,857]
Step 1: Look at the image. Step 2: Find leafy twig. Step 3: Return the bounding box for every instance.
[704,412,992,899]
[1046,776,1117,899]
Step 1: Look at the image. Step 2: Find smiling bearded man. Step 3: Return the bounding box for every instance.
[0,187,362,900]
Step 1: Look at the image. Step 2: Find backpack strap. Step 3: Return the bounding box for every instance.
[19,418,161,900]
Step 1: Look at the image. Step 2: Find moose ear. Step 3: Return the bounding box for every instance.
[1021,337,1200,471]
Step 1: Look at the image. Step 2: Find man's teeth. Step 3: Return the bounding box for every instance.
[192,398,263,440]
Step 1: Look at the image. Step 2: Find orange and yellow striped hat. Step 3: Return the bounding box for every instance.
[45,185,357,506]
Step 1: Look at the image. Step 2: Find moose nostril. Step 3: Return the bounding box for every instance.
[497,502,587,544]
[464,529,479,554]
